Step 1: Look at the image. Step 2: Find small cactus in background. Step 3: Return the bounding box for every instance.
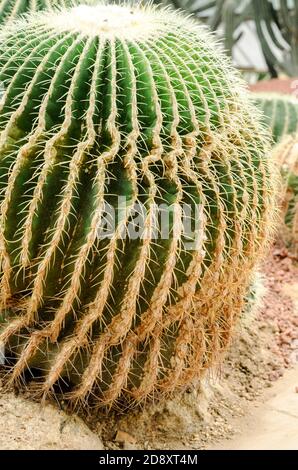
[252,92,298,144]
[0,2,276,411]
[252,92,298,255]
[275,135,298,256]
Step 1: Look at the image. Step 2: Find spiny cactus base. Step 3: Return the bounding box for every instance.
[0,3,276,411]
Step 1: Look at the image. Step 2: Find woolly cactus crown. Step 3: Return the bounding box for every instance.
[0,2,276,410]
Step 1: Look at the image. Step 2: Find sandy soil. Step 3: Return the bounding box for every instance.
[210,366,298,450]
[0,392,103,450]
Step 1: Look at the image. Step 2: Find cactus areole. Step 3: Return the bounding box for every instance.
[0,2,275,411]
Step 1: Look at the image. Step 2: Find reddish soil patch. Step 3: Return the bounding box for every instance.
[261,245,298,377]
[249,78,298,97]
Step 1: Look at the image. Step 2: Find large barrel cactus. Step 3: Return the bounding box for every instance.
[0,2,276,411]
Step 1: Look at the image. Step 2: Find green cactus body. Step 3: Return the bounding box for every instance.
[0,3,276,410]
[252,92,298,144]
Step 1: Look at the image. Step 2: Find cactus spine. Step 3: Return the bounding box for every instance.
[0,3,276,411]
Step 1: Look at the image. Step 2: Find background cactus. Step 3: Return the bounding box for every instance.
[275,135,298,256]
[252,91,298,255]
[252,92,298,144]
[0,2,276,411]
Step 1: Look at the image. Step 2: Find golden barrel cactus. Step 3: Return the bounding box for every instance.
[0,2,276,411]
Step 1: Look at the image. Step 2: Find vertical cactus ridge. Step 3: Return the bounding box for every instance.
[0,3,276,411]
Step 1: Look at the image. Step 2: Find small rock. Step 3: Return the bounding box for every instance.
[115,430,136,445]
[0,392,103,450]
